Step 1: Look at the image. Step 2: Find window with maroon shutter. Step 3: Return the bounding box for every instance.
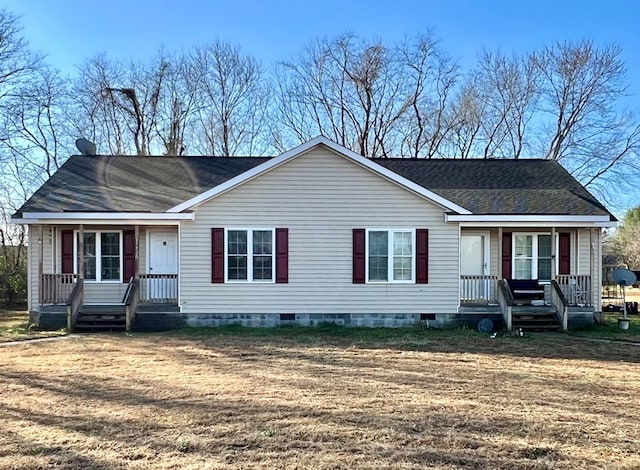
[416,229,429,284]
[352,229,365,284]
[559,233,571,275]
[211,228,224,283]
[61,230,74,274]
[123,230,136,282]
[275,228,289,283]
[502,232,512,280]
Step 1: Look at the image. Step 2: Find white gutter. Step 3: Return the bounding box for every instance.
[445,213,616,228]
[13,212,195,225]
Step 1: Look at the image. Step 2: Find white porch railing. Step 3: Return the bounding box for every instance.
[555,275,592,307]
[40,273,79,305]
[139,274,178,304]
[460,275,499,305]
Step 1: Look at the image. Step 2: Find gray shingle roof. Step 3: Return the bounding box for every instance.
[374,158,613,218]
[15,154,614,220]
[16,155,270,215]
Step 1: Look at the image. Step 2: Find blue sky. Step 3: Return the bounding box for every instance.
[5,0,640,103]
[4,0,640,212]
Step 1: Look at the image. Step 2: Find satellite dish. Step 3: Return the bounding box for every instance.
[612,268,637,321]
[612,268,637,287]
[75,138,97,156]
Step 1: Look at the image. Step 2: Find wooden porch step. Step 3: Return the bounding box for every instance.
[74,306,126,332]
[513,312,561,332]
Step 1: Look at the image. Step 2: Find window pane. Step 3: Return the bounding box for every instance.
[538,259,552,281]
[368,257,388,281]
[253,255,273,280]
[100,232,120,280]
[515,235,532,257]
[78,233,96,280]
[393,257,412,281]
[538,235,551,258]
[369,231,388,256]
[228,255,247,280]
[514,259,533,279]
[228,230,247,255]
[253,230,272,255]
[393,232,412,256]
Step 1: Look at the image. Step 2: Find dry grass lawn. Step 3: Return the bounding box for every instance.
[1,328,639,469]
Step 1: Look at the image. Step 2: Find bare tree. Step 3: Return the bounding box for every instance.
[188,41,270,156]
[533,40,639,197]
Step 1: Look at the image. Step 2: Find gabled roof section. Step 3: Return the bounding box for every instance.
[167,136,472,214]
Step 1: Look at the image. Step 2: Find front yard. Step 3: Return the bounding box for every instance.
[1,327,638,469]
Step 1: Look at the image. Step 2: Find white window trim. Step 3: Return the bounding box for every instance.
[512,232,558,282]
[224,228,276,283]
[365,229,416,284]
[73,230,123,283]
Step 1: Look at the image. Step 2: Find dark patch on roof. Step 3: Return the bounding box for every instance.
[15,154,614,220]
[16,155,269,215]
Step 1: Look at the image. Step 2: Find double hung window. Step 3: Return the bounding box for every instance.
[74,231,122,282]
[513,234,552,281]
[226,229,274,282]
[367,230,414,282]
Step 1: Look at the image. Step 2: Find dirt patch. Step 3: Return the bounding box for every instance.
[0,331,638,469]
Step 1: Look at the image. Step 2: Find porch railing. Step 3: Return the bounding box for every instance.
[123,277,140,332]
[497,279,514,331]
[550,280,569,331]
[460,275,499,305]
[66,278,84,332]
[139,274,178,304]
[555,275,592,307]
[40,273,79,305]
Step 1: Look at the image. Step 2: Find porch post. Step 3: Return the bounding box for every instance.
[78,224,84,280]
[497,227,503,278]
[134,225,140,278]
[550,227,556,279]
[38,225,43,304]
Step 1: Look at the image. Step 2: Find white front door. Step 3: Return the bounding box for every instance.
[460,233,490,302]
[148,231,178,301]
[461,233,488,276]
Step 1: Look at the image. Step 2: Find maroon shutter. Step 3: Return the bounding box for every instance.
[211,228,225,283]
[416,229,429,284]
[502,232,512,280]
[559,233,571,275]
[61,230,74,274]
[123,230,136,282]
[353,229,365,284]
[275,228,289,283]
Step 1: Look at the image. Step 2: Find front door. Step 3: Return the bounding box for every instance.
[461,233,488,276]
[461,233,490,302]
[148,231,178,301]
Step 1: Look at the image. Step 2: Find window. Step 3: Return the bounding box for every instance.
[367,230,414,282]
[226,229,274,282]
[74,231,122,282]
[513,234,552,281]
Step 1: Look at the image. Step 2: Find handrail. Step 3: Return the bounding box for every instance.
[498,279,514,306]
[66,278,84,332]
[497,279,513,331]
[124,277,140,332]
[550,280,569,331]
[555,274,592,306]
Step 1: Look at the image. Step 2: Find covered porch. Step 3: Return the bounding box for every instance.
[30,221,182,332]
[457,225,604,331]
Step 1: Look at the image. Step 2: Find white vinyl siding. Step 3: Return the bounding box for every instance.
[180,146,460,315]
